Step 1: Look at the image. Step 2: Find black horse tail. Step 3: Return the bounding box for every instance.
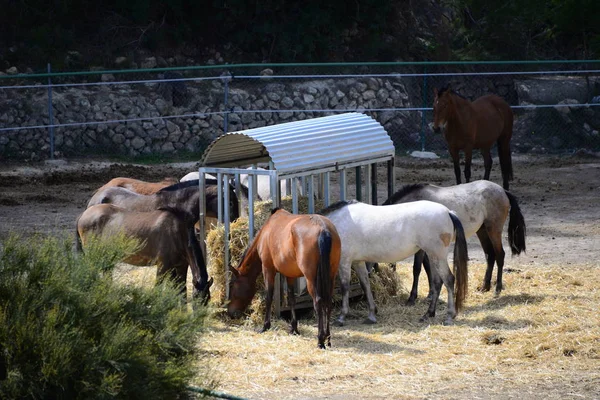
[505,190,527,255]
[449,211,469,312]
[317,230,333,306]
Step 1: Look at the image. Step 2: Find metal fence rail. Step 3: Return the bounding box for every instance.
[1,61,600,160]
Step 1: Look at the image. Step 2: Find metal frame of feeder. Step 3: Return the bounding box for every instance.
[196,113,396,316]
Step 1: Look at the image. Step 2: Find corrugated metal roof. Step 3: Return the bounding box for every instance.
[200,113,394,175]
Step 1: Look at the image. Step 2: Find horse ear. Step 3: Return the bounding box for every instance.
[434,87,438,96]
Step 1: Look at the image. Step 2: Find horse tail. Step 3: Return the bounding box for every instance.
[505,190,527,255]
[497,105,514,189]
[316,229,333,310]
[449,211,468,311]
[75,218,83,254]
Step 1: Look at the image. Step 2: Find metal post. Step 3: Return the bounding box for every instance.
[292,177,299,214]
[355,166,362,201]
[307,175,315,213]
[198,170,207,257]
[371,162,378,205]
[365,164,372,204]
[339,169,347,201]
[269,170,279,209]
[223,73,230,134]
[234,173,242,217]
[387,158,395,200]
[217,173,223,223]
[323,172,330,206]
[47,63,55,160]
[420,66,428,152]
[248,174,255,240]
[223,173,230,299]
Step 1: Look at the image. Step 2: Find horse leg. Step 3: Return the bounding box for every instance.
[286,277,299,335]
[476,227,495,292]
[463,147,473,183]
[260,269,276,333]
[423,252,435,300]
[487,229,506,297]
[334,259,352,326]
[420,263,443,323]
[449,147,462,185]
[407,250,425,305]
[425,255,457,325]
[482,148,493,180]
[355,261,377,324]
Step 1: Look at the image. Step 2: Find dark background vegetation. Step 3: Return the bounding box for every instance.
[1,0,599,72]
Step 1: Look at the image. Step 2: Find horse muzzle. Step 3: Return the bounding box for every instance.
[227,308,243,319]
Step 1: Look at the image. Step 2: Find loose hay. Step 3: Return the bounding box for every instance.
[199,262,600,399]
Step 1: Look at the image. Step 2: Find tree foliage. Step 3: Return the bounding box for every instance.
[0,234,211,399]
[451,0,600,59]
[0,0,598,68]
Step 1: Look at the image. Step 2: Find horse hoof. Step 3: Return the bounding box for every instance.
[477,285,491,292]
[362,317,377,325]
[406,298,416,306]
[419,314,433,323]
[318,343,326,350]
[289,329,300,336]
[333,319,345,327]
[258,325,270,334]
[443,319,454,326]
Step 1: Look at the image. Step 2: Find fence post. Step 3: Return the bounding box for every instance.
[222,72,231,134]
[420,66,428,152]
[47,63,55,159]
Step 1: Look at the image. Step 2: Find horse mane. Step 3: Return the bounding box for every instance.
[437,85,468,100]
[318,199,358,215]
[271,207,282,215]
[158,178,218,192]
[383,184,427,205]
[156,206,193,222]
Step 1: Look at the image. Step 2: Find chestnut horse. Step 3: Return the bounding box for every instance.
[433,85,514,190]
[227,208,341,349]
[383,181,526,301]
[93,177,179,195]
[76,204,211,303]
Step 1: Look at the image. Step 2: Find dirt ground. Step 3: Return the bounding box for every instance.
[1,153,599,399]
[1,153,598,268]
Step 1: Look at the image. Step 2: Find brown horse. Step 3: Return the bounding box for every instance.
[86,179,239,224]
[227,208,341,349]
[75,204,211,303]
[432,85,514,190]
[93,177,179,195]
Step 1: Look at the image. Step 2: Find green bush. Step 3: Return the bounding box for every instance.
[0,234,211,399]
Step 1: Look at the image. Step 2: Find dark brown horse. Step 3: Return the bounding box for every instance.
[433,85,514,190]
[76,204,211,302]
[92,177,179,196]
[227,208,341,349]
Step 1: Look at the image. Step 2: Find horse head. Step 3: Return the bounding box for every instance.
[433,85,452,133]
[193,277,213,306]
[226,265,257,319]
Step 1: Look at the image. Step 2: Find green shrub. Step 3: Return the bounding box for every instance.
[0,234,211,399]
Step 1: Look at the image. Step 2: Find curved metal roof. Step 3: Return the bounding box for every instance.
[200,113,395,176]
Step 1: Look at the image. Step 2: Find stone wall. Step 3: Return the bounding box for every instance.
[0,72,583,160]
